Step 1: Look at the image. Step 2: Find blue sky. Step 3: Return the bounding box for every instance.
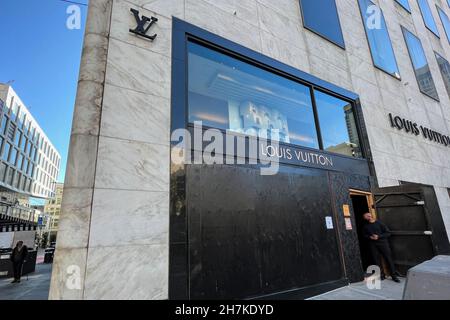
[0,0,88,184]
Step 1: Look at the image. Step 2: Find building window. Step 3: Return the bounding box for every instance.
[14,131,20,146]
[358,0,401,79]
[299,0,345,48]
[188,41,319,149]
[2,142,11,161]
[7,123,15,141]
[20,137,26,151]
[17,153,23,170]
[1,116,7,134]
[11,103,18,117]
[314,91,362,158]
[13,172,19,189]
[23,159,29,174]
[187,41,363,158]
[26,161,32,175]
[25,141,31,155]
[437,6,450,44]
[395,0,411,12]
[0,162,7,181]
[9,148,17,165]
[417,0,440,37]
[6,167,14,185]
[435,52,450,98]
[31,146,36,161]
[402,27,439,100]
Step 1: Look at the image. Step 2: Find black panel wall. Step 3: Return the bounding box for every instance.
[186,164,345,299]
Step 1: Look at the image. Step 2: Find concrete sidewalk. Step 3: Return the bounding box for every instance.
[309,278,405,300]
[0,264,405,300]
[0,263,52,300]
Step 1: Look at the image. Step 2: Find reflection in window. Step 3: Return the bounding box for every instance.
[24,159,29,174]
[395,0,411,12]
[435,52,450,98]
[299,0,345,48]
[20,136,26,150]
[17,153,23,170]
[188,42,319,149]
[315,91,361,158]
[417,0,440,37]
[1,116,7,134]
[14,131,20,146]
[402,27,439,100]
[13,172,20,189]
[358,0,401,79]
[0,162,6,181]
[11,103,18,117]
[9,148,17,165]
[6,167,14,185]
[2,142,11,161]
[437,6,450,44]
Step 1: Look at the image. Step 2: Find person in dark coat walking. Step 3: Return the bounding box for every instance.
[10,241,28,283]
[362,212,400,283]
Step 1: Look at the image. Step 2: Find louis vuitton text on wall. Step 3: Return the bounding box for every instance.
[389,113,450,148]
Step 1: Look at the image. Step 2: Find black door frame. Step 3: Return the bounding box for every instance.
[349,189,375,272]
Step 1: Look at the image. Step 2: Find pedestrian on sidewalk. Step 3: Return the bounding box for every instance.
[10,241,28,283]
[362,212,400,283]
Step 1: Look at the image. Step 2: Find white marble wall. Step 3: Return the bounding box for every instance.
[49,0,113,300]
[51,0,450,299]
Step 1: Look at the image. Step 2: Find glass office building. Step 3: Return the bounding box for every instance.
[0,84,60,198]
[51,0,450,300]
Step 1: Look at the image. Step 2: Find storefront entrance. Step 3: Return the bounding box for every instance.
[169,18,373,299]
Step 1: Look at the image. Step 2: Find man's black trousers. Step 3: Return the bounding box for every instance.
[12,261,23,280]
[369,240,396,276]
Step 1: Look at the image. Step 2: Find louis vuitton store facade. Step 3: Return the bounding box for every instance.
[50,0,450,300]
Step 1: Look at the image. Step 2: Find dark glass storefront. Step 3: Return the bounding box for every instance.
[170,18,376,299]
[187,40,362,158]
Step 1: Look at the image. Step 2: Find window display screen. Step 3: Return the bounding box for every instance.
[187,40,363,158]
[188,41,319,149]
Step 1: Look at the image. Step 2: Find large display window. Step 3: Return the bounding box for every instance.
[187,41,362,158]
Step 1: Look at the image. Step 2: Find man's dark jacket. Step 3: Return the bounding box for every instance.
[10,246,28,263]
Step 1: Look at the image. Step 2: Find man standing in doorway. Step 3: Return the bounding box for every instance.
[10,241,28,283]
[362,212,400,283]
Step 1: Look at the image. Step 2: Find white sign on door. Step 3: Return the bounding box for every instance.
[325,216,334,229]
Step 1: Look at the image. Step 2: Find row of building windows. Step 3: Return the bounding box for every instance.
[0,99,59,197]
[0,113,58,181]
[299,0,450,102]
[4,98,60,168]
[0,162,33,193]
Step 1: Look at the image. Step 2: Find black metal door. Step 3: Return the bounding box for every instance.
[186,164,345,299]
[374,184,450,275]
